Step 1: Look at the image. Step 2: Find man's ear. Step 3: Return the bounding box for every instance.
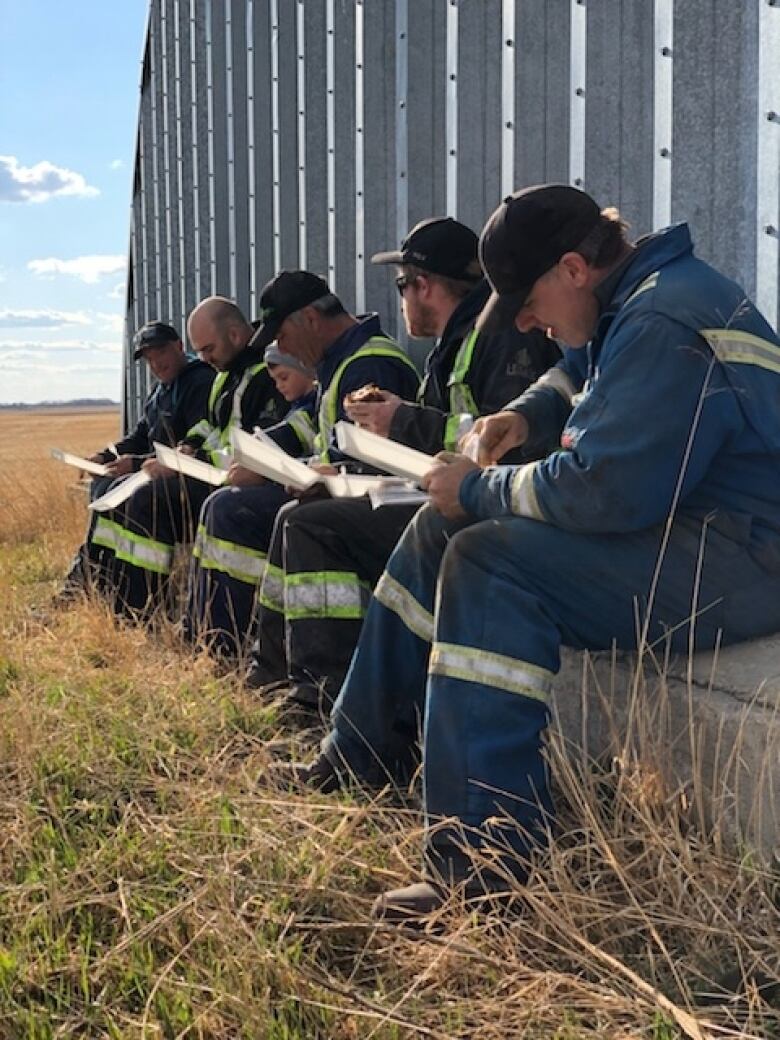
[558,251,591,288]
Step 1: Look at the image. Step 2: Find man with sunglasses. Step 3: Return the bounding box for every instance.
[246,217,558,712]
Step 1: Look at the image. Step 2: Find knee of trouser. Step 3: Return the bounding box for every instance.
[405,503,460,553]
[199,486,237,533]
[439,516,550,584]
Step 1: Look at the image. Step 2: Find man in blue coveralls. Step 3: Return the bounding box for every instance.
[279,184,780,922]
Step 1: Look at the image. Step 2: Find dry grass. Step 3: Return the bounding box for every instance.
[0,411,777,1038]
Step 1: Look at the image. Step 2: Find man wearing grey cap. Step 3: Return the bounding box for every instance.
[279,184,780,922]
[57,321,214,602]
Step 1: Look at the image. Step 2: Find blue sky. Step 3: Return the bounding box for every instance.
[1,0,149,403]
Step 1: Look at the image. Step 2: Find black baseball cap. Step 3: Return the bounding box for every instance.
[251,270,332,349]
[371,217,482,281]
[132,321,181,360]
[476,184,602,333]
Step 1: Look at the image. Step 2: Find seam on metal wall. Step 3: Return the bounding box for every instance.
[226,1,237,299]
[270,0,281,272]
[501,0,516,197]
[395,0,408,258]
[297,0,307,269]
[653,0,673,229]
[569,0,587,188]
[206,0,217,293]
[446,0,458,217]
[189,0,201,300]
[247,0,257,313]
[355,0,366,312]
[326,0,336,282]
[757,0,780,328]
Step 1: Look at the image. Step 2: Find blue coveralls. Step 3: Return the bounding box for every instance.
[322,224,780,886]
[184,315,420,658]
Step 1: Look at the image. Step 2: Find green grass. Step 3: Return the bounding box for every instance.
[0,516,777,1037]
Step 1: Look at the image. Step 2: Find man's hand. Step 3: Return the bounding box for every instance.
[227,463,265,487]
[421,453,480,520]
[104,455,135,477]
[141,458,174,480]
[344,391,402,438]
[471,411,529,466]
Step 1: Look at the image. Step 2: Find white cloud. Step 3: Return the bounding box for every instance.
[0,154,99,203]
[0,339,121,355]
[109,159,125,170]
[28,255,126,284]
[107,281,126,300]
[0,308,92,329]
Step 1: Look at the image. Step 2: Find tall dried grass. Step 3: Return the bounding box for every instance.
[0,410,777,1038]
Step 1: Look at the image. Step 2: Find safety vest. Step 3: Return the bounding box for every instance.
[443,328,480,450]
[313,336,419,462]
[186,362,267,466]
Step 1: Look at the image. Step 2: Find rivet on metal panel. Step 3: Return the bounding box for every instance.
[449,149,456,156]
[399,100,406,108]
[506,38,514,47]
[575,87,585,97]
[505,121,513,129]
[573,177,583,187]
[357,63,363,69]
[661,46,672,57]
[659,147,671,158]
[399,32,406,39]
[766,225,778,236]
[767,111,779,122]
[450,73,456,81]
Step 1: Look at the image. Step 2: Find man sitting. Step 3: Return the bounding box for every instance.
[278,185,780,922]
[183,271,420,660]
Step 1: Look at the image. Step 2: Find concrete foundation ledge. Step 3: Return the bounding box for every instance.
[550,635,779,861]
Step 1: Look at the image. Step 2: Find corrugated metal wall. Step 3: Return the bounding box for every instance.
[123,0,780,428]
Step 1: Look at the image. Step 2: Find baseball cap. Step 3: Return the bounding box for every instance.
[251,270,332,349]
[132,320,180,360]
[371,217,481,281]
[263,344,315,377]
[476,184,602,333]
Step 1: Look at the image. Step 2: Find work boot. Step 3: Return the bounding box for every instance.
[267,753,344,794]
[244,661,285,690]
[372,878,522,927]
[371,882,447,924]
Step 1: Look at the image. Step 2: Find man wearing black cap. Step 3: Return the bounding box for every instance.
[58,320,214,602]
[91,299,287,618]
[183,272,419,659]
[245,217,558,710]
[280,184,780,922]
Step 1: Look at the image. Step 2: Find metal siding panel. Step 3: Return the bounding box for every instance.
[303,0,329,281]
[406,2,446,226]
[333,2,356,312]
[251,0,275,298]
[192,2,212,299]
[362,0,397,330]
[209,4,231,294]
[757,0,780,327]
[514,0,571,187]
[230,0,251,312]
[276,0,300,270]
[585,0,654,230]
[457,0,502,230]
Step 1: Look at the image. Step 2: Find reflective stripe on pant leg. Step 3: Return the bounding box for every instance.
[258,561,285,613]
[191,522,266,586]
[429,642,552,702]
[95,518,173,575]
[373,571,434,642]
[284,570,371,621]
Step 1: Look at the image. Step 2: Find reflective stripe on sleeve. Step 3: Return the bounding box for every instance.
[192,523,266,585]
[529,366,578,405]
[510,463,545,521]
[92,517,122,552]
[429,642,552,702]
[284,570,371,621]
[373,571,434,642]
[258,561,285,613]
[700,329,780,375]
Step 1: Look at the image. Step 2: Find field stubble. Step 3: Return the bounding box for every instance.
[0,411,776,1038]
